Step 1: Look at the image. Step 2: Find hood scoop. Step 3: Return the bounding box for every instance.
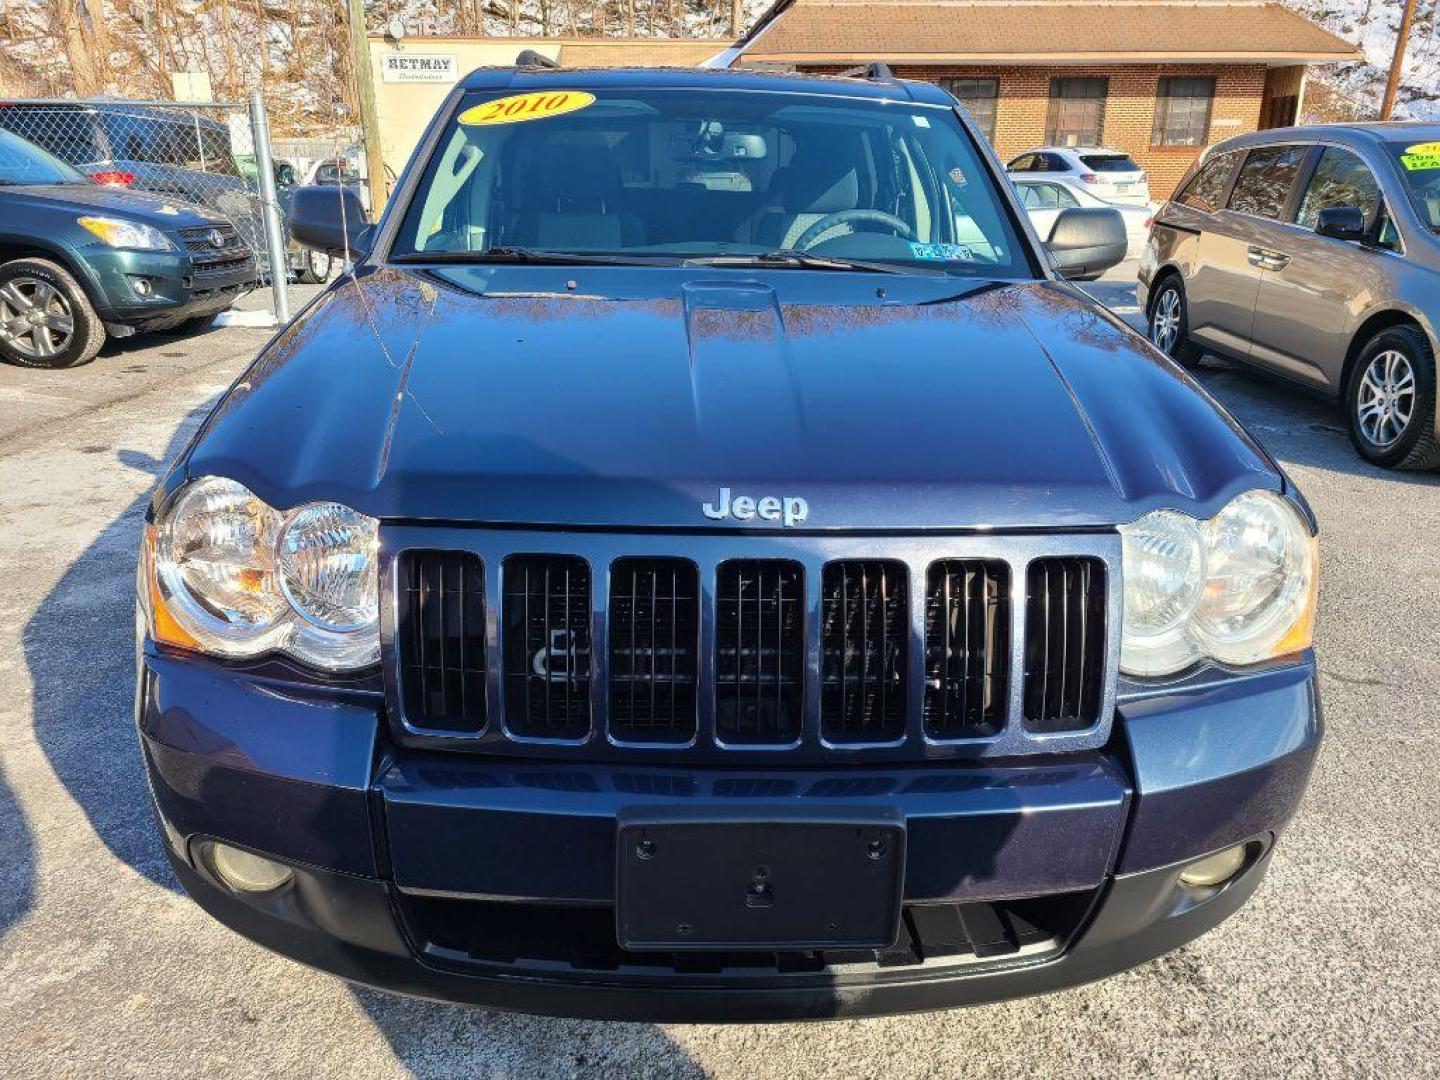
[681,281,808,443]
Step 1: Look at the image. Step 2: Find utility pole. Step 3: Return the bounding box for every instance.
[346,0,388,212]
[1381,0,1418,120]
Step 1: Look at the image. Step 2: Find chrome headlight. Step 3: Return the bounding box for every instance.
[77,215,174,251]
[145,476,380,671]
[1119,490,1317,677]
[278,502,381,670]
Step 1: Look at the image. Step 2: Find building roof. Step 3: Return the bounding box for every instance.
[738,0,1363,66]
[550,38,734,66]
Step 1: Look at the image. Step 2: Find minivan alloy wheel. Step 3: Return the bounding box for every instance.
[1356,349,1415,448]
[0,276,74,360]
[1150,286,1181,353]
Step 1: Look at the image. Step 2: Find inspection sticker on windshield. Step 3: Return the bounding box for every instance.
[1400,141,1440,171]
[909,241,974,261]
[458,91,596,127]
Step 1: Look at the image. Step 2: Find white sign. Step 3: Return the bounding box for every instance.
[171,71,213,102]
[381,53,458,84]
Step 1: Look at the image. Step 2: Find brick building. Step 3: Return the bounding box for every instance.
[730,0,1361,197]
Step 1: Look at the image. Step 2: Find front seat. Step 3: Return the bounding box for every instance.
[505,143,644,249]
[751,141,864,250]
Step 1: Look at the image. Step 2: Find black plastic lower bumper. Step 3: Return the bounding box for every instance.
[167,838,1274,1023]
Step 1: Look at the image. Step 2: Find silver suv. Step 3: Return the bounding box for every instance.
[1139,123,1440,469]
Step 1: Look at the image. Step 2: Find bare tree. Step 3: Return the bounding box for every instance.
[53,0,101,95]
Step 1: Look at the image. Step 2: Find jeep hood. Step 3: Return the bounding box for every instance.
[185,266,1279,530]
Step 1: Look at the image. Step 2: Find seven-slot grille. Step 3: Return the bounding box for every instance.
[608,559,700,744]
[923,561,1010,740]
[397,551,487,733]
[391,543,1114,757]
[1023,557,1107,732]
[714,560,805,745]
[502,556,591,740]
[821,561,908,744]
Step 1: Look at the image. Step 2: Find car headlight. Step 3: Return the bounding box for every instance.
[77,215,174,251]
[142,476,380,671]
[1119,490,1317,677]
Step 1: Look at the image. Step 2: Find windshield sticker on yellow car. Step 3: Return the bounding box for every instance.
[1400,142,1440,171]
[458,91,596,127]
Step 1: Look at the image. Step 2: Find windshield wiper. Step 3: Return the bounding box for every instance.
[684,249,947,276]
[390,247,676,266]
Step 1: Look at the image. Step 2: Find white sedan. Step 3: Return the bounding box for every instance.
[1012,177,1153,261]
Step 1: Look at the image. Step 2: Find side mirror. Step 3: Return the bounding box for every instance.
[1315,205,1366,242]
[288,185,372,258]
[1044,207,1128,280]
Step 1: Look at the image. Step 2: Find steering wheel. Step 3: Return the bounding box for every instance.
[791,210,914,251]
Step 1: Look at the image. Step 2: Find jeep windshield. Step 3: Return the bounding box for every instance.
[393,86,1027,275]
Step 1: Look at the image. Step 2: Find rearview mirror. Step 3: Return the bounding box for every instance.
[1044,207,1128,280]
[288,185,372,259]
[1314,206,1366,242]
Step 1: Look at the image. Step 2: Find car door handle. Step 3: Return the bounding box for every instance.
[1247,246,1291,271]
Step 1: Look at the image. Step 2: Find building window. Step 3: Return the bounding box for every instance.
[1153,77,1215,147]
[940,78,999,142]
[1045,78,1107,147]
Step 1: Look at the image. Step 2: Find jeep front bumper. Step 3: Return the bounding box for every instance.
[137,649,1319,1022]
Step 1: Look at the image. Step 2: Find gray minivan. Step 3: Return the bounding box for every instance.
[1139,123,1440,469]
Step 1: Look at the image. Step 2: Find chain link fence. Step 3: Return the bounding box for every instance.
[0,97,292,305]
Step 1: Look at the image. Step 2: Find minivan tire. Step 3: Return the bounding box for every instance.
[1147,276,1204,369]
[0,257,106,369]
[1345,325,1440,471]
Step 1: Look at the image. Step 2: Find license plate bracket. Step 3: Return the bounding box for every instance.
[616,806,905,951]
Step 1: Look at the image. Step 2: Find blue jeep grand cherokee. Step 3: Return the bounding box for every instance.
[135,67,1321,1021]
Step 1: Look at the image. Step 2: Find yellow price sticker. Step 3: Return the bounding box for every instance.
[1401,141,1440,171]
[458,91,596,127]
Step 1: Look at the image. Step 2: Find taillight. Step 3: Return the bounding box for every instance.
[1144,216,1154,229]
[1080,173,1100,184]
[90,170,136,187]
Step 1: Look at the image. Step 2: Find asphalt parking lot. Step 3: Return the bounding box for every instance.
[2,267,1438,1078]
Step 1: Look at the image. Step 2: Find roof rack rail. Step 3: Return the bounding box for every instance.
[515,49,559,69]
[837,61,894,81]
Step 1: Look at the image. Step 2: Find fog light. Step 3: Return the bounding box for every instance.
[210,843,292,893]
[130,276,153,296]
[1178,844,1247,888]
